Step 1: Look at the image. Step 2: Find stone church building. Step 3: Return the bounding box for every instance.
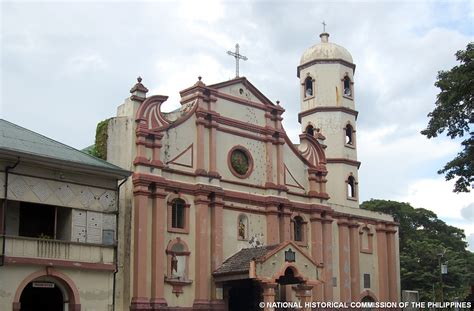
[105,32,400,310]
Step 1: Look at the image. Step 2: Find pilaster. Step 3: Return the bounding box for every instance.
[376,222,389,301]
[337,217,351,302]
[349,220,360,302]
[131,181,151,310]
[386,224,398,301]
[322,215,333,300]
[150,189,167,309]
[194,193,210,305]
[266,204,280,245]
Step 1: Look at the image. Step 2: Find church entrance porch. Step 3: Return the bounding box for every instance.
[213,241,321,311]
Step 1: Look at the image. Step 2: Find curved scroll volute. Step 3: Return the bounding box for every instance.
[298,132,327,169]
[135,95,170,130]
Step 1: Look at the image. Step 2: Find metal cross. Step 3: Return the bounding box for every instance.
[227,43,248,78]
[322,21,327,32]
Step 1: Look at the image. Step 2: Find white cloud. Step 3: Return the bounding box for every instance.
[153,53,233,112]
[357,123,460,200]
[461,203,474,222]
[62,53,107,75]
[359,123,458,162]
[467,233,474,252]
[399,178,474,220]
[176,0,225,24]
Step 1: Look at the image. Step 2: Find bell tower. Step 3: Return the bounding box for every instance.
[298,32,360,208]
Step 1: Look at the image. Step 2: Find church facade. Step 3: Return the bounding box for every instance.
[106,32,400,311]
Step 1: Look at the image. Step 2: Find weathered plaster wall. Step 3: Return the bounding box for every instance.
[0,266,114,311]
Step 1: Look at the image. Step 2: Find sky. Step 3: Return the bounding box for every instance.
[1,0,473,249]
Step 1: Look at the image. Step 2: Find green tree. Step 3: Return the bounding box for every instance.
[361,199,474,301]
[421,42,474,193]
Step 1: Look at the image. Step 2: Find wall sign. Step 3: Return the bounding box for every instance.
[32,282,55,288]
[285,248,296,262]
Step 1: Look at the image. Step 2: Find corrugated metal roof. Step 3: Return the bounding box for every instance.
[0,119,128,175]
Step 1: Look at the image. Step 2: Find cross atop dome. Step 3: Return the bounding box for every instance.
[320,21,330,42]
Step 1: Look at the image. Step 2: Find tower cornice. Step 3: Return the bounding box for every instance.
[297,59,356,78]
[298,106,358,123]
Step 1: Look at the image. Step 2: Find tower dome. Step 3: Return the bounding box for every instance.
[300,33,353,65]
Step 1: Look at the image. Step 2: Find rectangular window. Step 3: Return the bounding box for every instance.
[19,202,55,239]
[172,204,185,229]
[102,229,115,245]
[167,199,189,234]
[364,273,371,288]
[332,277,337,287]
[294,223,302,241]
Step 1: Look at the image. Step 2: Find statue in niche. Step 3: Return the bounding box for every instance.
[238,217,246,239]
[171,254,178,277]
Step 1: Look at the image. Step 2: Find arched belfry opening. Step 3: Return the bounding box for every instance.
[304,76,313,97]
[347,175,357,198]
[343,75,352,97]
[305,124,314,136]
[345,124,354,145]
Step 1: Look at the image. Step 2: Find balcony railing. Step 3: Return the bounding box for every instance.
[0,235,115,265]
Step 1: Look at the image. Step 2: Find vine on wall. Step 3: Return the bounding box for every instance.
[88,118,111,160]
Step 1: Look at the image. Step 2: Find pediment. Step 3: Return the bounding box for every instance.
[253,241,320,284]
[208,77,277,108]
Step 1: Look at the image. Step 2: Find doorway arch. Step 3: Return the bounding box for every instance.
[20,281,64,311]
[13,269,81,311]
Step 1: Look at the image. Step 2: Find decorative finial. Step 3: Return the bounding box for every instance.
[322,21,326,32]
[198,76,202,81]
[276,100,280,105]
[130,75,148,95]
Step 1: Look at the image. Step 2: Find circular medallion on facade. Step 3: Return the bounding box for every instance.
[228,146,253,179]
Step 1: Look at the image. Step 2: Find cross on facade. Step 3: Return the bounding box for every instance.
[322,21,327,32]
[227,43,248,78]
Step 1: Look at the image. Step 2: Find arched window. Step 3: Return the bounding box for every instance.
[167,197,190,233]
[345,124,354,145]
[237,214,248,240]
[172,199,185,229]
[305,125,314,136]
[347,175,357,198]
[291,215,307,245]
[294,216,304,241]
[343,76,352,97]
[304,76,313,98]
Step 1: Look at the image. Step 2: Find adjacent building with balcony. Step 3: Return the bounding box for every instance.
[0,119,130,311]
